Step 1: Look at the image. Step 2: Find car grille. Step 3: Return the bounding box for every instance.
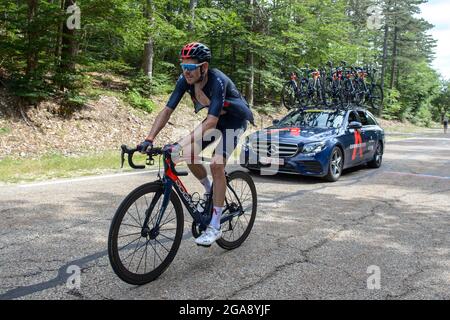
[298,161,322,173]
[251,141,299,158]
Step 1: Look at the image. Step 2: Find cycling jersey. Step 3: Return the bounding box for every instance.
[166,68,254,125]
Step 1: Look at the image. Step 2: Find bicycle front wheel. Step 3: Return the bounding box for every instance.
[108,182,184,285]
[217,171,257,250]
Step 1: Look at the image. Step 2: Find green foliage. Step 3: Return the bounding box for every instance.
[383,88,405,121]
[62,91,88,109]
[0,0,444,125]
[0,127,11,135]
[126,89,155,113]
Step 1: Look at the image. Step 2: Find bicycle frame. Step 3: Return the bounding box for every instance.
[144,149,245,234]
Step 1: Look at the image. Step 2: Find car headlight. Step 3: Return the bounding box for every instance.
[302,141,326,154]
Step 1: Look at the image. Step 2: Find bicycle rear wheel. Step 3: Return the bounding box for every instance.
[217,171,257,250]
[108,182,184,285]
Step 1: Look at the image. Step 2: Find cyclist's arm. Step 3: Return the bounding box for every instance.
[145,106,174,141]
[145,75,188,141]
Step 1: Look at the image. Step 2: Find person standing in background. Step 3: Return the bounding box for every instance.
[444,116,448,134]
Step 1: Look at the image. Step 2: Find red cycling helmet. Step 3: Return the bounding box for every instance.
[180,42,211,63]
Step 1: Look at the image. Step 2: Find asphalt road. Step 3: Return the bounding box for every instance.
[1,132,449,300]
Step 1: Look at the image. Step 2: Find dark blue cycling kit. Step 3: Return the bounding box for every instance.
[166,68,254,125]
[166,68,254,158]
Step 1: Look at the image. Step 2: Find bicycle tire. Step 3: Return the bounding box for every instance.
[281,81,298,110]
[108,182,184,285]
[216,171,257,250]
[369,84,384,110]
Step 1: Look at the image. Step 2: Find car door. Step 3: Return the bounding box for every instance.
[341,110,365,168]
[357,110,377,161]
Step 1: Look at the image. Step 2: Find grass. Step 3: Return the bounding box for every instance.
[0,150,163,184]
[0,126,11,135]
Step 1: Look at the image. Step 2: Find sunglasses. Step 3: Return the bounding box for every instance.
[180,62,205,71]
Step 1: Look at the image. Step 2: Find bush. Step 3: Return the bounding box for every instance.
[383,89,406,121]
[62,91,88,109]
[130,72,173,96]
[255,102,278,116]
[83,60,134,75]
[411,106,433,127]
[9,74,53,104]
[130,72,153,96]
[126,89,155,113]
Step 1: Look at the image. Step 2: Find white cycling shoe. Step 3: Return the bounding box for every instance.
[195,226,222,247]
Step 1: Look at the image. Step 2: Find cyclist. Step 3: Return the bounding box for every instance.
[444,116,448,134]
[138,42,254,246]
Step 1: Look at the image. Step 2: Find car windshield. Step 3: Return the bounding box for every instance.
[277,110,345,129]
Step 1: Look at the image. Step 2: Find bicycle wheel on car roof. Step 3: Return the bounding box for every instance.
[281,81,299,110]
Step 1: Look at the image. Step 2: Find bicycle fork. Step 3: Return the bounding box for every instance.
[141,179,173,240]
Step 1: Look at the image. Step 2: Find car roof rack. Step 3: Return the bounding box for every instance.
[294,103,370,112]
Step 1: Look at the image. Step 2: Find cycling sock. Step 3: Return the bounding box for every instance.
[200,177,212,194]
[210,206,223,230]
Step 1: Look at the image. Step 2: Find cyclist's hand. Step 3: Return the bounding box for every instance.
[165,143,182,163]
[137,139,153,154]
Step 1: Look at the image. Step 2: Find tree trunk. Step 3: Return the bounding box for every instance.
[245,0,255,106]
[142,0,155,79]
[188,0,197,32]
[55,0,64,62]
[26,0,39,76]
[60,0,79,79]
[390,24,398,90]
[142,40,154,79]
[379,21,389,116]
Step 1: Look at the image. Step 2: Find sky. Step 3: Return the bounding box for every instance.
[419,0,450,80]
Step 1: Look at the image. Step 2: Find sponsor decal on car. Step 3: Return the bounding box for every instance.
[351,130,364,160]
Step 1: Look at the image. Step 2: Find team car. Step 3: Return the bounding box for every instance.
[240,107,385,182]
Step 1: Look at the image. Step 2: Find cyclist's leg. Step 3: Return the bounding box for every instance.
[210,120,247,220]
[185,125,221,190]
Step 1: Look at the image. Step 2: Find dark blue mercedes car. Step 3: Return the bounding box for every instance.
[241,107,385,181]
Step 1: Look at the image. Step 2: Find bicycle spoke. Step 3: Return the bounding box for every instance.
[134,201,142,226]
[136,239,150,273]
[125,210,142,228]
[155,238,170,253]
[158,206,175,228]
[148,240,164,264]
[118,235,141,252]
[126,237,143,269]
[159,216,176,229]
[121,223,141,229]
[147,197,162,228]
[158,232,175,242]
[118,232,142,239]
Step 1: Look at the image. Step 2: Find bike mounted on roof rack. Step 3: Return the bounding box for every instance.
[293,103,365,113]
[281,61,384,113]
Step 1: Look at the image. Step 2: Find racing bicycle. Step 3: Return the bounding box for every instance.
[108,144,257,285]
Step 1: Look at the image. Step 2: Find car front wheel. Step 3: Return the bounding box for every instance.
[368,142,383,168]
[324,147,344,182]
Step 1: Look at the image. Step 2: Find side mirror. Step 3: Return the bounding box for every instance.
[348,121,362,130]
[272,119,280,125]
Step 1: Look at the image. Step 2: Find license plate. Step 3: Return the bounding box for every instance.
[259,156,284,166]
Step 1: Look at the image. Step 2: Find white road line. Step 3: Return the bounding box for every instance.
[15,169,161,188]
[389,137,450,141]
